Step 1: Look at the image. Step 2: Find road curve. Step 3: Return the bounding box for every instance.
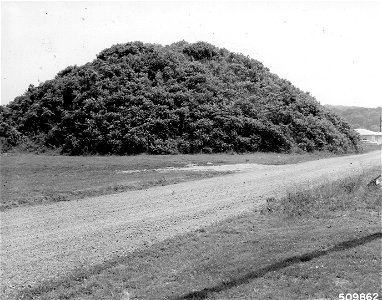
[0,150,380,297]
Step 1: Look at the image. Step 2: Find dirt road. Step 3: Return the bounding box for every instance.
[1,151,380,297]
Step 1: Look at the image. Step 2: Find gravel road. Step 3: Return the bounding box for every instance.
[0,151,380,298]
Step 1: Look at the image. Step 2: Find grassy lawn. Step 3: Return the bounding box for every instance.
[17,167,381,300]
[0,151,345,210]
[360,143,381,153]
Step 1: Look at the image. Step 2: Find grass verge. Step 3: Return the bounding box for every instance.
[0,151,348,210]
[16,167,381,300]
[360,143,381,153]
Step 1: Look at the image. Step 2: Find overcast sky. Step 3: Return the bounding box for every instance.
[1,1,381,107]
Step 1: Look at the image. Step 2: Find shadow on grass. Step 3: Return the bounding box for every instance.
[174,232,382,300]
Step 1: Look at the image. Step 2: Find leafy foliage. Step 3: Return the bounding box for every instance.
[0,41,360,154]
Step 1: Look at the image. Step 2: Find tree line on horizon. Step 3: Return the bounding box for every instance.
[0,41,360,155]
[325,105,381,132]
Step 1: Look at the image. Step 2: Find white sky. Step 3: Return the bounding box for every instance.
[1,1,381,107]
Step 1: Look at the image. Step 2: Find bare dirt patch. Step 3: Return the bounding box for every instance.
[117,162,270,174]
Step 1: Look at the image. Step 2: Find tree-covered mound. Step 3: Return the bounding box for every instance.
[0,41,360,155]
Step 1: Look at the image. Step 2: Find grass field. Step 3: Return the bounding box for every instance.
[0,151,347,210]
[17,167,381,300]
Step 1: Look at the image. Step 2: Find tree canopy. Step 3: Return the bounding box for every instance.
[0,41,360,154]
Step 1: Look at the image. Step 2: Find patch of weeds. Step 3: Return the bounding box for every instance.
[43,192,71,202]
[157,176,168,186]
[262,170,381,219]
[111,184,130,193]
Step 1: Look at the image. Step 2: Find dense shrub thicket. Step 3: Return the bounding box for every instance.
[0,41,360,154]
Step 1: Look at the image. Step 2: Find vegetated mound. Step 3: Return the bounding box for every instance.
[325,105,381,132]
[0,41,360,155]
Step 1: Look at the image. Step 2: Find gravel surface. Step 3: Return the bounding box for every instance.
[0,151,380,298]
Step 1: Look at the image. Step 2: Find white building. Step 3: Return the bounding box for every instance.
[355,128,382,144]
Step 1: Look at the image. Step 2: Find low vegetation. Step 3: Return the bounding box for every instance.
[17,167,381,300]
[1,41,360,155]
[0,151,342,210]
[360,143,381,153]
[261,170,381,218]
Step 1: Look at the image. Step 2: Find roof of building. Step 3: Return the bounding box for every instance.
[355,128,382,136]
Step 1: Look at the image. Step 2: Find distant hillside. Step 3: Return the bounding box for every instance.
[0,41,360,155]
[325,105,381,132]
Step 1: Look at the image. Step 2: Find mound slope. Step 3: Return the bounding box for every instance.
[0,41,359,154]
